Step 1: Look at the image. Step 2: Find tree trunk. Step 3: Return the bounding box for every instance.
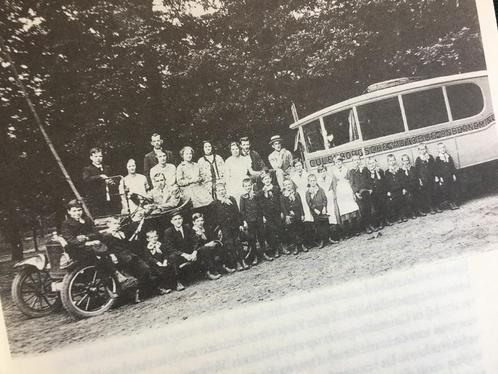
[5,208,24,262]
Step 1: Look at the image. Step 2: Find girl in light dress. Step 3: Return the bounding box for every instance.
[224,141,252,207]
[333,155,359,238]
[176,146,213,210]
[316,165,340,242]
[290,159,315,247]
[119,158,149,214]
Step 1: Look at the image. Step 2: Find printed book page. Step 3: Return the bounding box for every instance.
[1,0,498,372]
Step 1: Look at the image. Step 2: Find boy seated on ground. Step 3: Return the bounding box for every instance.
[143,229,182,292]
[164,212,226,285]
[191,212,233,278]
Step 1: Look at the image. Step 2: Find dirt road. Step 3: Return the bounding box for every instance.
[1,191,497,356]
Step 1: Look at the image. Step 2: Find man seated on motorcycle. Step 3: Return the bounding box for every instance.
[60,199,123,296]
[102,217,157,303]
[61,200,107,256]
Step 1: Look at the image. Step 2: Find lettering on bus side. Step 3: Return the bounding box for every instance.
[308,113,494,166]
[309,149,364,167]
[363,114,494,156]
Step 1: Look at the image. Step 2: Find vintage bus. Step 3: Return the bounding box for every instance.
[290,71,498,182]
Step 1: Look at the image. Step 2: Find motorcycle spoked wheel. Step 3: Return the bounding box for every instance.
[11,267,61,318]
[61,264,118,319]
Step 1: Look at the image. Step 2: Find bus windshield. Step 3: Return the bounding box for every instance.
[323,109,359,148]
[302,109,360,153]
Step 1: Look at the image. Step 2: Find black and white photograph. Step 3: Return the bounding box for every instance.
[1,0,498,370]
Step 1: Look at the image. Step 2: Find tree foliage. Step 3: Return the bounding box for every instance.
[0,0,486,253]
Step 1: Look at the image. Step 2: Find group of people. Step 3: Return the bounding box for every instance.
[65,132,460,304]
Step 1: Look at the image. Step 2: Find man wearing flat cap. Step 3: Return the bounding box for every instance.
[268,135,293,189]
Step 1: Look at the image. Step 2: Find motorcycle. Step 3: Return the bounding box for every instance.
[11,236,119,319]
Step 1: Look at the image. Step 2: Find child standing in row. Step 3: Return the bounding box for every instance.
[400,154,420,216]
[209,183,249,271]
[260,171,287,257]
[435,142,459,210]
[306,174,330,248]
[415,143,442,214]
[384,154,408,223]
[280,179,306,254]
[239,178,274,265]
[366,158,390,228]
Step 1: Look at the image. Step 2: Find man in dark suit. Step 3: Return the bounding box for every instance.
[208,183,249,271]
[143,133,175,184]
[102,217,156,303]
[163,212,221,285]
[82,147,117,217]
[60,200,118,293]
[60,199,104,255]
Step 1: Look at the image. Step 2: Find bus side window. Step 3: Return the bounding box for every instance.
[446,83,484,120]
[403,87,448,130]
[323,109,359,148]
[356,97,404,141]
[302,119,325,153]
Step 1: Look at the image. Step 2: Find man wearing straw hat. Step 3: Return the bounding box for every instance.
[268,135,293,189]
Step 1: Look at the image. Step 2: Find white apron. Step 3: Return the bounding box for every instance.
[290,171,314,222]
[334,166,359,216]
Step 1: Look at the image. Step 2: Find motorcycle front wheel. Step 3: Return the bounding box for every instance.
[61,264,118,319]
[11,267,61,318]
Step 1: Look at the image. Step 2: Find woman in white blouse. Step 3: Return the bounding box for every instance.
[119,158,149,214]
[224,141,251,207]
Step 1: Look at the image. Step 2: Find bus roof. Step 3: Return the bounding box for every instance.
[289,70,488,129]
